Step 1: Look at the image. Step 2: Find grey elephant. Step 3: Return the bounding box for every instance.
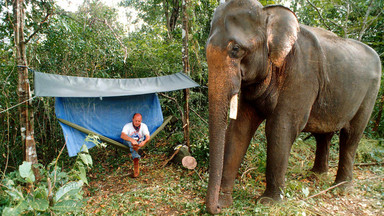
[205,0,381,214]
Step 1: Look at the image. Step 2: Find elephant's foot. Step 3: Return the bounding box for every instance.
[335,171,353,189]
[257,191,282,205]
[219,192,233,208]
[310,166,328,174]
[334,178,352,190]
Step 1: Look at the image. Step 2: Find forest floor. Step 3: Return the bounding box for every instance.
[82,142,384,215]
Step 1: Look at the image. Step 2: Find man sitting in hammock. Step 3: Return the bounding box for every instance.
[121,113,150,178]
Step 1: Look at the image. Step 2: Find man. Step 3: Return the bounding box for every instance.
[121,113,150,177]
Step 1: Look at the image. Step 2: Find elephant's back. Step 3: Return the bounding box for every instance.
[303,24,381,82]
[299,25,381,133]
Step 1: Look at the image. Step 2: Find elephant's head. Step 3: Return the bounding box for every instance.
[206,0,299,214]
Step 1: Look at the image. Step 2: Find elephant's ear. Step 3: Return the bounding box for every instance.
[264,6,299,68]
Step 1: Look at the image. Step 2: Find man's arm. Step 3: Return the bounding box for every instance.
[138,134,150,148]
[121,132,138,145]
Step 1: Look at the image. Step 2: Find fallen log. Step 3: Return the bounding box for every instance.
[161,145,196,169]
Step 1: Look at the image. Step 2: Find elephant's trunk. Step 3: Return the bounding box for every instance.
[206,44,241,214]
[206,95,227,214]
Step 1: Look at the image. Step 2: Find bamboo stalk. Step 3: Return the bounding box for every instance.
[57,118,130,151]
[144,116,173,148]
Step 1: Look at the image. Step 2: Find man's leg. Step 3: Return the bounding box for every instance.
[125,141,141,177]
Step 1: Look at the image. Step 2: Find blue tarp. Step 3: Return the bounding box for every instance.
[34,71,199,157]
[55,94,163,157]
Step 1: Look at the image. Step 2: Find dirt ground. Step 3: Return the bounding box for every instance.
[82,150,383,215]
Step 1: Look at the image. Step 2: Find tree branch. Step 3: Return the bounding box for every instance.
[358,0,373,41]
[305,0,331,30]
[358,0,383,41]
[303,181,348,201]
[159,92,184,121]
[343,2,350,38]
[24,11,52,44]
[190,108,208,125]
[94,18,128,63]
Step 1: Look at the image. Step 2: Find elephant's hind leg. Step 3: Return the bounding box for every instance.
[335,105,374,185]
[219,99,263,208]
[311,132,334,174]
[335,126,363,185]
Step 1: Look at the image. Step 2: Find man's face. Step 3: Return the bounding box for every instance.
[132,114,142,127]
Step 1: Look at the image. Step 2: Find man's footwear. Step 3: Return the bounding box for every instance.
[133,158,140,178]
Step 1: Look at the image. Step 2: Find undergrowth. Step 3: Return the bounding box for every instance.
[81,128,384,215]
[2,130,383,215]
[0,135,102,215]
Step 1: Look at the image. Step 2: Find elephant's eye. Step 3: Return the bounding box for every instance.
[233,44,240,52]
[229,43,245,58]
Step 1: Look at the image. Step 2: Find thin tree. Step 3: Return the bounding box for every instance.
[13,0,52,168]
[13,0,38,166]
[182,0,190,148]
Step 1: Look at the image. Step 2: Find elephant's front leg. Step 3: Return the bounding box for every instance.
[260,117,302,203]
[220,99,263,208]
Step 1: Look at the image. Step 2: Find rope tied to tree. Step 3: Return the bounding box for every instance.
[0,96,36,114]
[0,66,37,114]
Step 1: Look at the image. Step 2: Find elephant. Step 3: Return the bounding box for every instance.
[205,0,381,214]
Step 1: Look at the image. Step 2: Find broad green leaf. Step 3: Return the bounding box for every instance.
[2,200,29,216]
[5,179,15,187]
[34,186,48,199]
[54,181,84,202]
[80,144,89,153]
[2,207,22,216]
[79,153,93,167]
[30,198,49,212]
[19,162,35,183]
[50,200,82,213]
[78,164,88,185]
[5,188,24,201]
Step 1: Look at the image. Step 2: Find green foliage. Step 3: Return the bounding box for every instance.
[0,135,103,215]
[1,161,83,215]
[356,137,384,163]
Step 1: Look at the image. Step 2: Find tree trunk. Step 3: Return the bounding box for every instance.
[182,0,190,149]
[13,0,38,165]
[373,93,384,132]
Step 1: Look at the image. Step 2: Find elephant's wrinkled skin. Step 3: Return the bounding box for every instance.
[205,0,381,214]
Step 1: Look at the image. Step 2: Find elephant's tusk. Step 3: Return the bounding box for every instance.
[229,94,238,120]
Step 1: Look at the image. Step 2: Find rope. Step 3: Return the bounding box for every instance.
[17,65,38,73]
[0,66,38,114]
[0,96,36,114]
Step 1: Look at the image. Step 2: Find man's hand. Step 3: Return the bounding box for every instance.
[132,143,140,151]
[131,140,138,146]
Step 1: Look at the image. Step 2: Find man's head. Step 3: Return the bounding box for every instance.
[132,113,142,128]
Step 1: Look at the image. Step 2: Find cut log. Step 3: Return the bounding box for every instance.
[182,156,197,170]
[161,145,197,168]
